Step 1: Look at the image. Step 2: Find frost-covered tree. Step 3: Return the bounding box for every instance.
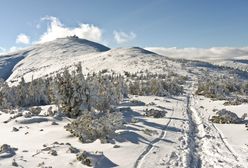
[196,73,248,101]
[0,77,50,108]
[128,74,184,97]
[65,111,124,143]
[48,64,127,117]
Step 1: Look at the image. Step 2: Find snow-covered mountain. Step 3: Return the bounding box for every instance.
[1,37,178,85]
[2,37,109,83]
[2,36,246,86]
[0,37,110,81]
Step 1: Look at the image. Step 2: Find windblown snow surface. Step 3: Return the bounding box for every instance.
[0,37,247,168]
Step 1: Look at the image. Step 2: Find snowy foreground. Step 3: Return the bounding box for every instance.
[0,87,247,167]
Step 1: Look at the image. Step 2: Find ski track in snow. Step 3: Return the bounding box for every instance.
[133,105,175,168]
[211,121,240,162]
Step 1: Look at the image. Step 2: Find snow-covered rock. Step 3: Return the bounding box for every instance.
[0,144,17,159]
[214,109,242,123]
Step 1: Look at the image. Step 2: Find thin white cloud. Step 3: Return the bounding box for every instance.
[9,46,22,52]
[38,16,102,43]
[113,31,136,44]
[0,47,6,52]
[0,47,6,55]
[16,34,30,44]
[0,46,23,55]
[146,47,248,61]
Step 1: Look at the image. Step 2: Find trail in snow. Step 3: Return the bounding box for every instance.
[186,93,245,168]
[185,95,201,168]
[133,106,175,168]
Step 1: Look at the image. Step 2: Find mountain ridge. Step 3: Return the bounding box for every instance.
[1,37,171,84]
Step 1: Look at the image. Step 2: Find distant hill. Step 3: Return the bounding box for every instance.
[146,47,248,71]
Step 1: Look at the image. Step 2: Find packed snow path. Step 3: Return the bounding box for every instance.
[184,82,246,168]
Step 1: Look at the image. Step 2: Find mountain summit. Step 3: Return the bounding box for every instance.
[0,37,109,82]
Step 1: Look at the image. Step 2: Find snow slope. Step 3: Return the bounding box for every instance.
[0,51,27,80]
[73,47,171,75]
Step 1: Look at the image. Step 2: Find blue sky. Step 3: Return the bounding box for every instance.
[0,0,248,51]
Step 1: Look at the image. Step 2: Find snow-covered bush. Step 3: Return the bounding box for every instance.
[65,111,124,143]
[130,100,146,106]
[144,109,166,118]
[29,107,42,116]
[77,151,93,166]
[76,151,110,167]
[223,98,248,106]
[127,72,185,97]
